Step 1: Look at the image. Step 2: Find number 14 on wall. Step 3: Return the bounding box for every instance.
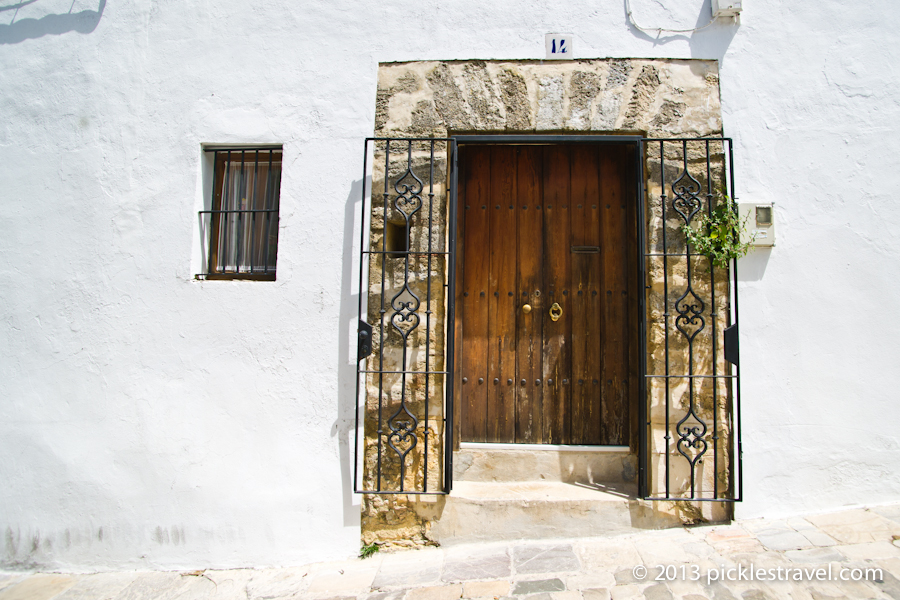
[545,34,573,60]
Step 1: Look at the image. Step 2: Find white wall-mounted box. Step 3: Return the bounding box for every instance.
[740,202,775,247]
[713,0,742,18]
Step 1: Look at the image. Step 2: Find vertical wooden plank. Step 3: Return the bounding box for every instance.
[569,145,603,445]
[599,145,629,445]
[515,145,544,443]
[486,146,518,442]
[542,145,572,444]
[460,145,491,442]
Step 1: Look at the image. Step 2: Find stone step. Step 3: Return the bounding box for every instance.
[454,444,637,485]
[429,481,676,545]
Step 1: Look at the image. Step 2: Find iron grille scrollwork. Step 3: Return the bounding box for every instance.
[640,138,743,503]
[354,137,456,494]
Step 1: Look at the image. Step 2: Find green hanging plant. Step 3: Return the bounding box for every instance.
[681,199,753,269]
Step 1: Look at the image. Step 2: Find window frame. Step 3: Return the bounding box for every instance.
[201,146,283,281]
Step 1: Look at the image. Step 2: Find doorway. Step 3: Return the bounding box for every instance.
[455,141,640,446]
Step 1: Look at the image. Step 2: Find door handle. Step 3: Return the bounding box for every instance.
[549,302,563,322]
[522,304,532,314]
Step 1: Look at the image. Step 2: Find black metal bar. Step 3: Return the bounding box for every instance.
[445,139,459,493]
[264,150,276,273]
[636,140,648,499]
[235,150,246,272]
[362,250,451,256]
[729,139,743,502]
[222,150,233,274]
[377,140,389,492]
[360,369,450,375]
[424,140,434,493]
[199,209,278,214]
[645,374,737,379]
[660,141,670,499]
[204,146,282,152]
[454,134,643,144]
[707,139,719,500]
[208,151,219,275]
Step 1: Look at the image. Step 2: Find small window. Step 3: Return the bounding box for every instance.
[201,147,282,280]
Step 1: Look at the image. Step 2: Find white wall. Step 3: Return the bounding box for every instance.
[1,0,899,570]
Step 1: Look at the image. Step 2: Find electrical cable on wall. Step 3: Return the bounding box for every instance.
[625,0,719,35]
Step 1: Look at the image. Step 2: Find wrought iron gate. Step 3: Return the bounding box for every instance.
[639,138,743,502]
[354,137,456,494]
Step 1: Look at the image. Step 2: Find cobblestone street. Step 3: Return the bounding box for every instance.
[3,504,900,600]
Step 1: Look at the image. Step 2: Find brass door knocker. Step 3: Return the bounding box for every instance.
[549,302,563,322]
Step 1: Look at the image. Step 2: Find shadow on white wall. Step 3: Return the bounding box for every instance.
[0,0,105,44]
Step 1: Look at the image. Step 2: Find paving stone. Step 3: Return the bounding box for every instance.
[642,582,673,600]
[443,548,510,582]
[612,568,644,586]
[564,573,616,591]
[835,541,900,561]
[365,590,410,600]
[0,576,25,594]
[581,589,610,600]
[784,547,846,564]
[738,589,770,600]
[807,509,900,545]
[549,591,582,600]
[513,545,580,575]
[681,595,711,600]
[108,572,195,600]
[53,572,141,600]
[754,529,813,552]
[699,580,737,600]
[706,526,754,544]
[683,542,717,559]
[406,583,463,600]
[305,565,379,595]
[374,554,443,590]
[511,578,565,595]
[578,539,642,572]
[873,566,900,599]
[520,594,553,600]
[873,505,900,526]
[244,567,312,599]
[709,537,766,556]
[462,579,508,598]
[878,557,900,579]
[607,585,642,600]
[0,574,78,600]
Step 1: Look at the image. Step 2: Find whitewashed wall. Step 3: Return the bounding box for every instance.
[1,0,898,570]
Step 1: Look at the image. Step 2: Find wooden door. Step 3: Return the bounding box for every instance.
[456,143,638,445]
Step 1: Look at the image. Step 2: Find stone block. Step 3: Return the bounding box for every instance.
[442,548,511,582]
[513,545,580,575]
[784,547,847,564]
[244,567,312,599]
[834,541,900,561]
[577,539,642,572]
[549,591,582,600]
[53,572,141,600]
[581,589,611,600]
[461,579,509,598]
[806,509,900,544]
[0,574,77,600]
[510,578,566,595]
[374,552,443,590]
[406,584,463,600]
[641,583,674,600]
[754,529,814,551]
[608,584,642,600]
[305,566,379,595]
[564,573,617,591]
